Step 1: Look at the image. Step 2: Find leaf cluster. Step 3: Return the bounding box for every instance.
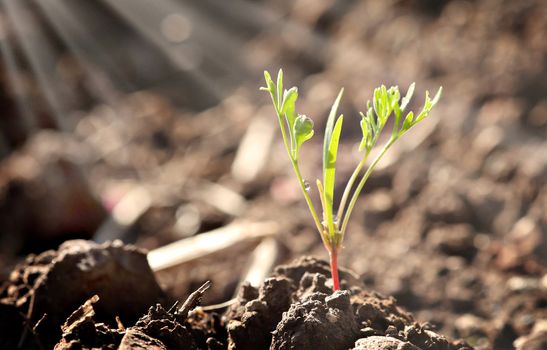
[262,69,442,251]
[359,83,442,154]
[261,70,314,161]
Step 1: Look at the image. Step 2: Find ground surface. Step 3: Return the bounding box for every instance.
[0,0,546,349]
[1,241,472,349]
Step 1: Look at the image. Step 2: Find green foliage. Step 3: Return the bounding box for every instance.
[293,114,314,159]
[261,69,442,251]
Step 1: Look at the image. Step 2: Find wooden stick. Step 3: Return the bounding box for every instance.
[239,237,279,288]
[148,221,280,272]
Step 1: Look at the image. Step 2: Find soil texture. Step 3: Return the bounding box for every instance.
[1,242,472,350]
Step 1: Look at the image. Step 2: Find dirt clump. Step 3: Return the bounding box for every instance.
[55,295,123,350]
[122,303,198,350]
[226,257,471,350]
[1,243,472,350]
[0,240,165,348]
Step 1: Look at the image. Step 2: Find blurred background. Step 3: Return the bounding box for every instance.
[0,0,546,349]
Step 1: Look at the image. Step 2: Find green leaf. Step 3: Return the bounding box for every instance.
[373,85,393,127]
[323,88,344,176]
[372,87,382,124]
[282,87,298,128]
[400,82,415,111]
[262,70,277,108]
[431,86,443,106]
[324,114,343,237]
[415,86,443,124]
[293,114,314,159]
[401,111,414,132]
[366,103,376,135]
[388,87,400,116]
[385,86,396,118]
[276,69,283,111]
[359,113,368,151]
[316,179,327,224]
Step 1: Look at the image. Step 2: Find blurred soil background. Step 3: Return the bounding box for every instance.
[0,0,546,349]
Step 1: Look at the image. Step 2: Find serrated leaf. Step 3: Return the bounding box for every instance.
[414,87,443,124]
[390,87,401,105]
[359,114,368,151]
[402,111,414,132]
[385,90,393,118]
[293,114,314,159]
[324,115,343,237]
[388,87,400,116]
[383,85,393,119]
[373,87,382,124]
[366,104,376,132]
[366,119,373,149]
[374,85,391,126]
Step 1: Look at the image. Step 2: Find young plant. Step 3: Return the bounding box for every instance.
[261,69,442,291]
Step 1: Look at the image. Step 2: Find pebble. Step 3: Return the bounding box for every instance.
[454,314,485,338]
[540,274,547,292]
[506,276,539,292]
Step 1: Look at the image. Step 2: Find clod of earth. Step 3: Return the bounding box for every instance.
[226,257,471,350]
[1,241,473,349]
[0,240,166,348]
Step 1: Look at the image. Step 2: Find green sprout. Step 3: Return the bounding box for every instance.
[261,69,442,291]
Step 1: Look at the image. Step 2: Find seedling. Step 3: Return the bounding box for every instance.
[261,69,442,291]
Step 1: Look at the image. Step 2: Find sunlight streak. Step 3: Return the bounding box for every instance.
[0,20,36,133]
[2,0,68,130]
[99,0,227,99]
[32,0,127,105]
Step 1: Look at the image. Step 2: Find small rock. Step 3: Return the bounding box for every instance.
[507,276,540,292]
[404,324,452,350]
[540,274,547,292]
[454,314,486,338]
[353,336,420,350]
[360,327,382,337]
[496,216,545,270]
[514,320,547,350]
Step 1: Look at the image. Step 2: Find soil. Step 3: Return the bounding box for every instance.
[0,242,472,350]
[0,0,546,350]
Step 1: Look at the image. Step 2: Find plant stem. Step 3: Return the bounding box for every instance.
[276,113,292,160]
[337,152,369,221]
[275,105,324,247]
[329,248,340,291]
[339,139,395,237]
[290,159,324,236]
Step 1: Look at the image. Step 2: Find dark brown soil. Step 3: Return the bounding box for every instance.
[0,1,546,349]
[1,243,471,350]
[0,240,166,349]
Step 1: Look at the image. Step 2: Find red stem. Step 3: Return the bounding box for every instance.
[329,248,340,291]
